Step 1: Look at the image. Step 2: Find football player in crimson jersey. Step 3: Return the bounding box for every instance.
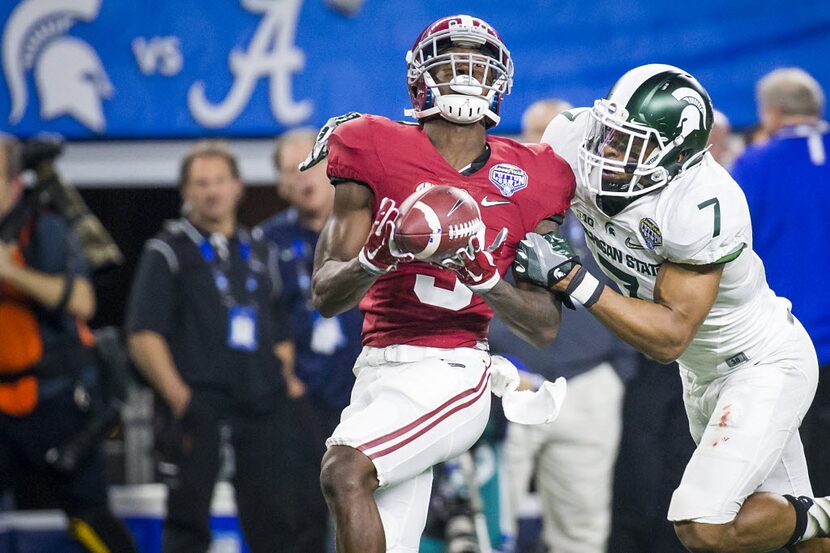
[308,14,574,553]
[517,65,830,553]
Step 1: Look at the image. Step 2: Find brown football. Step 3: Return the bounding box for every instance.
[394,185,483,262]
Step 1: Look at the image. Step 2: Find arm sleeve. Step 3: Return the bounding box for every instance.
[125,239,176,336]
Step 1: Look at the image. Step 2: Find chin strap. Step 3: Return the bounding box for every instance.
[406,72,501,126]
[405,98,499,127]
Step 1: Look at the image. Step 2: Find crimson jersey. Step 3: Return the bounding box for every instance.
[327,115,574,348]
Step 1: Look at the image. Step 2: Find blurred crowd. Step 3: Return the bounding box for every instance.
[0,65,827,553]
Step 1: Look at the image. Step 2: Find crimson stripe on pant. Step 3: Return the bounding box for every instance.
[357,363,491,460]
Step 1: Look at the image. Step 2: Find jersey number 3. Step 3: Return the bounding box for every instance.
[413,274,473,311]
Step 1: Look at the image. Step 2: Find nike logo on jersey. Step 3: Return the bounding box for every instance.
[481,196,510,207]
[625,237,646,250]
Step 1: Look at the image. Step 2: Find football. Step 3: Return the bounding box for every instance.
[394,185,483,262]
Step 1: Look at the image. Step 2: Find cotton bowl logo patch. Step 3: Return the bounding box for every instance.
[639,218,662,249]
[488,164,528,197]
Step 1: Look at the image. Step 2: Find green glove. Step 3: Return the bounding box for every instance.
[514,232,581,289]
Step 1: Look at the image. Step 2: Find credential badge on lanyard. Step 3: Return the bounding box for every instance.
[181,219,260,352]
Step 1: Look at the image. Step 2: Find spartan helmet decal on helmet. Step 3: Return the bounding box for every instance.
[405,15,514,128]
[674,87,707,140]
[577,64,714,207]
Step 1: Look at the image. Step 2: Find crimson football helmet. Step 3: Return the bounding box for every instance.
[405,15,513,128]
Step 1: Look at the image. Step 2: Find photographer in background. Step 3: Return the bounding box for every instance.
[0,134,137,552]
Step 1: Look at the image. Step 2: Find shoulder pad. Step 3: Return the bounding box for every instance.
[658,163,750,265]
[541,108,590,166]
[327,115,387,187]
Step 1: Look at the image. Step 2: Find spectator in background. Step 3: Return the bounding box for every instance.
[126,141,294,553]
[708,109,736,168]
[731,67,830,496]
[521,99,574,143]
[489,99,636,553]
[607,360,694,553]
[0,135,137,552]
[259,129,361,553]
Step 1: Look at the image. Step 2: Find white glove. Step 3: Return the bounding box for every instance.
[502,377,567,425]
[489,355,520,397]
[489,355,568,425]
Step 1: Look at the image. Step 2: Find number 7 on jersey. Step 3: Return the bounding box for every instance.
[697,197,721,238]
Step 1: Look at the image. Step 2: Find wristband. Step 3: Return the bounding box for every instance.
[565,267,604,308]
[358,249,388,276]
[467,271,500,294]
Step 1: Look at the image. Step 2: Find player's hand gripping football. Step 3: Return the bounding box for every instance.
[358,198,414,276]
[514,232,604,309]
[441,228,508,294]
[298,112,362,172]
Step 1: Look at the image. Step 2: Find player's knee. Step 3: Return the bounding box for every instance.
[674,521,729,553]
[319,445,377,503]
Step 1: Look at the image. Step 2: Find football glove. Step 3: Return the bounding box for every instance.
[514,232,604,308]
[441,228,508,294]
[358,197,413,276]
[298,112,362,172]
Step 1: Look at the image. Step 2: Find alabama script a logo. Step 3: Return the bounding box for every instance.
[188,0,312,128]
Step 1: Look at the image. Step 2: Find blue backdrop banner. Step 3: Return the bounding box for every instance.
[1,0,829,138]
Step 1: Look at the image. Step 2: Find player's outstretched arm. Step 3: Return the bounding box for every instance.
[514,233,723,363]
[445,220,563,347]
[312,182,377,317]
[581,262,722,363]
[515,231,722,363]
[488,220,565,347]
[485,277,563,348]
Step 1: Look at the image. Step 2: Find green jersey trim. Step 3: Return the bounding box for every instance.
[715,246,745,264]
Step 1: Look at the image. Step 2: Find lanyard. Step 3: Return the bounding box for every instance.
[180,218,259,308]
[775,121,829,139]
[776,122,828,166]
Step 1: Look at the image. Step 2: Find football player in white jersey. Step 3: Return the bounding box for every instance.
[515,64,830,553]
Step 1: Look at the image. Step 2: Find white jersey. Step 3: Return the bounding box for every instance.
[543,109,794,378]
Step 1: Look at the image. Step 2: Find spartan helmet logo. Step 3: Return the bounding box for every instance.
[671,86,708,141]
[3,0,113,132]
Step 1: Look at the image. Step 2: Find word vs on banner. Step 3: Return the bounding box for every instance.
[132,36,183,77]
[187,0,312,128]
